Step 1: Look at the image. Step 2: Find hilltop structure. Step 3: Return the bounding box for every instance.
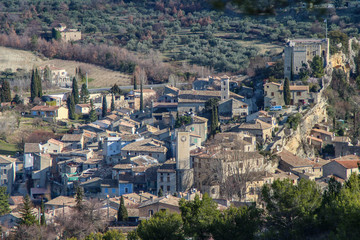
[284,38,329,80]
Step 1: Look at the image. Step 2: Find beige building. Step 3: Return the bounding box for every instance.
[31,105,69,121]
[0,156,16,194]
[157,160,177,195]
[55,24,81,42]
[284,38,329,80]
[218,98,248,121]
[75,104,91,115]
[323,155,360,181]
[42,138,64,154]
[184,116,208,144]
[193,133,264,200]
[264,82,313,107]
[138,195,181,218]
[61,134,84,150]
[121,138,168,163]
[233,119,273,144]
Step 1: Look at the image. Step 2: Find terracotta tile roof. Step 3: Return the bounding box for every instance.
[106,114,118,121]
[307,136,323,143]
[179,90,244,100]
[24,143,41,153]
[280,85,309,91]
[277,150,314,168]
[238,119,272,130]
[45,196,76,207]
[335,160,360,169]
[61,134,83,142]
[113,164,132,170]
[265,82,281,86]
[121,138,167,153]
[165,85,180,91]
[9,196,24,205]
[139,195,180,208]
[31,105,60,111]
[333,155,360,161]
[311,129,333,136]
[47,138,64,146]
[153,102,178,108]
[333,136,351,143]
[192,116,208,123]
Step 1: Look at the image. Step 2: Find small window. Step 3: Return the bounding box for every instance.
[125,187,128,193]
[271,92,274,96]
[149,210,154,217]
[167,176,170,182]
[167,186,170,191]
[297,92,301,96]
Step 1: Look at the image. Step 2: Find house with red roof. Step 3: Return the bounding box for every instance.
[31,105,68,121]
[323,155,360,181]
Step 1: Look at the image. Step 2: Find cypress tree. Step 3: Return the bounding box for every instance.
[30,69,37,101]
[140,80,144,111]
[19,195,37,226]
[89,99,97,122]
[117,196,128,222]
[0,187,10,216]
[35,68,42,98]
[75,186,84,212]
[283,78,291,105]
[111,94,115,112]
[133,75,137,90]
[72,77,79,104]
[68,94,76,120]
[40,199,46,226]
[1,80,11,102]
[102,95,108,118]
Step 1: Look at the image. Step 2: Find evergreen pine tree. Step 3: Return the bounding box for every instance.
[52,28,61,41]
[19,195,37,226]
[1,80,11,102]
[117,196,128,222]
[111,94,115,112]
[80,83,89,103]
[102,95,108,118]
[89,99,97,122]
[110,84,121,95]
[140,79,144,111]
[0,187,10,216]
[30,69,37,101]
[75,186,84,212]
[72,77,79,104]
[283,78,291,105]
[40,199,46,226]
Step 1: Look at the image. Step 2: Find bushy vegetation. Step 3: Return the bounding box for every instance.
[0,0,358,79]
[125,177,360,240]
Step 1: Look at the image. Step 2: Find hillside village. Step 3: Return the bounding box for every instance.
[0,34,359,237]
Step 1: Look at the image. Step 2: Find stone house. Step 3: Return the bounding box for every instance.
[218,98,248,121]
[120,138,168,163]
[157,160,177,195]
[264,82,313,107]
[323,155,360,181]
[31,106,69,121]
[32,153,52,188]
[177,87,244,114]
[310,128,334,145]
[61,134,84,150]
[55,24,81,42]
[0,156,16,194]
[233,119,273,144]
[284,38,329,80]
[42,138,64,154]
[138,195,181,218]
[277,150,324,179]
[75,104,91,115]
[184,115,208,144]
[24,143,41,172]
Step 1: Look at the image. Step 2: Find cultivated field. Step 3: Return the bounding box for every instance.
[0,47,132,88]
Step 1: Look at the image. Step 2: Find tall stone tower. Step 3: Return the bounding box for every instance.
[176,131,193,192]
[221,77,230,101]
